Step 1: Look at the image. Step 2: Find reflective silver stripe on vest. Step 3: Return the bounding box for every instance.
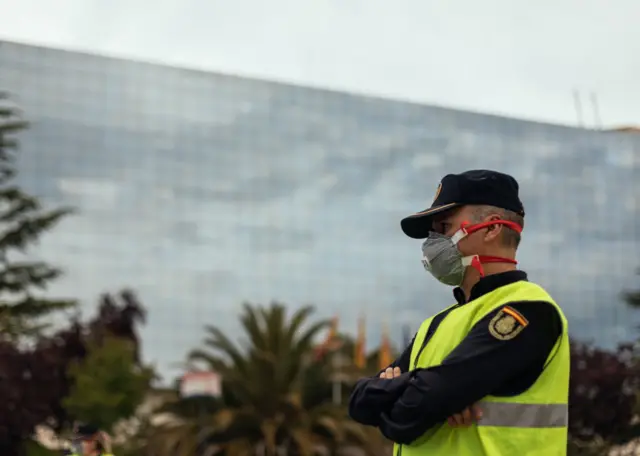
[476,401,568,428]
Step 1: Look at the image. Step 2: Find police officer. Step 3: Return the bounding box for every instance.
[67,424,114,456]
[349,170,569,455]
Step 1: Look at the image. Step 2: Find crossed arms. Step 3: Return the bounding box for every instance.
[348,301,561,444]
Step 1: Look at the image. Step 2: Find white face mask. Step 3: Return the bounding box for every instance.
[421,220,520,287]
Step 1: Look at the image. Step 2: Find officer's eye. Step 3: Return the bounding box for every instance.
[433,222,450,234]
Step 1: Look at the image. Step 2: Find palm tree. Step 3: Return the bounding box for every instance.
[149,303,378,456]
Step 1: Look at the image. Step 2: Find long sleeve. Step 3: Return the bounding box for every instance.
[348,335,415,426]
[378,301,562,444]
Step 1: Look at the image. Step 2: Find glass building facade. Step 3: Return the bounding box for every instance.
[0,40,638,380]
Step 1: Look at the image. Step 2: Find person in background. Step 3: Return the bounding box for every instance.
[67,423,114,456]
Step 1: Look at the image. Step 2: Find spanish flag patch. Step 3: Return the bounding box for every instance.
[488,306,529,341]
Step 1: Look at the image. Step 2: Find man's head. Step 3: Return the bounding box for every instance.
[400,170,525,288]
[401,169,524,244]
[72,423,101,455]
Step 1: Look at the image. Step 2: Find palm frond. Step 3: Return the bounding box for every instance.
[149,302,370,456]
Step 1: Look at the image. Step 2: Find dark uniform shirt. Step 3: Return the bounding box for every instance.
[348,270,562,444]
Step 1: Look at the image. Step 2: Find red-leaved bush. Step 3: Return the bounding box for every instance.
[569,340,640,444]
[0,290,145,456]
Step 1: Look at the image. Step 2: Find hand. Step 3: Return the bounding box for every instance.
[447,404,483,427]
[380,366,402,379]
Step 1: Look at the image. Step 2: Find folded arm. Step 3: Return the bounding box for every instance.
[378,301,562,444]
[348,335,415,426]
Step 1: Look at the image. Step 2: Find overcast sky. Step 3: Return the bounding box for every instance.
[1,0,638,127]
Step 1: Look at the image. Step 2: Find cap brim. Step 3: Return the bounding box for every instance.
[75,425,99,437]
[400,202,460,239]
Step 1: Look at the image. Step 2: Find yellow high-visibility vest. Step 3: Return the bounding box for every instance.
[394,281,569,456]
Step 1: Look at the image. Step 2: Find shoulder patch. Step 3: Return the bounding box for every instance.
[488,306,529,341]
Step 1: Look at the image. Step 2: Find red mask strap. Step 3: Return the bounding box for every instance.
[466,255,518,277]
[461,219,523,235]
[459,219,521,277]
[478,256,518,265]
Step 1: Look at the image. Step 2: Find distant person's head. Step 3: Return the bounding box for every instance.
[72,423,103,455]
[400,170,525,292]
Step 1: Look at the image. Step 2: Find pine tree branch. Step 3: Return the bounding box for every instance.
[0,118,28,134]
[0,94,26,129]
[0,293,76,343]
[0,137,18,151]
[0,93,75,342]
[0,207,74,251]
[0,187,40,222]
[0,167,16,186]
[0,103,17,116]
[0,262,64,292]
[0,315,54,343]
[0,295,75,318]
[0,92,23,117]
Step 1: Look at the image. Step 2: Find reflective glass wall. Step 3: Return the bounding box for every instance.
[1,41,638,379]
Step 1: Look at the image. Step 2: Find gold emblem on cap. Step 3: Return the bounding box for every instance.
[433,183,442,203]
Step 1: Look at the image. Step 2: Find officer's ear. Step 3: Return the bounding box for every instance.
[483,215,503,243]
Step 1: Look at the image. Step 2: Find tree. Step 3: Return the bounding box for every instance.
[63,336,155,431]
[0,340,63,455]
[0,289,149,456]
[58,289,150,432]
[149,303,376,456]
[568,341,640,454]
[44,289,148,433]
[24,441,59,456]
[89,289,147,363]
[0,92,74,341]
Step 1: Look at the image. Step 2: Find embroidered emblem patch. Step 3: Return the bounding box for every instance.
[488,306,529,341]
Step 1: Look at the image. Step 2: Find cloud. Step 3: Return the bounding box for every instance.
[57,178,120,207]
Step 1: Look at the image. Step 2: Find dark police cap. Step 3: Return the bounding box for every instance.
[74,423,100,438]
[401,169,525,239]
